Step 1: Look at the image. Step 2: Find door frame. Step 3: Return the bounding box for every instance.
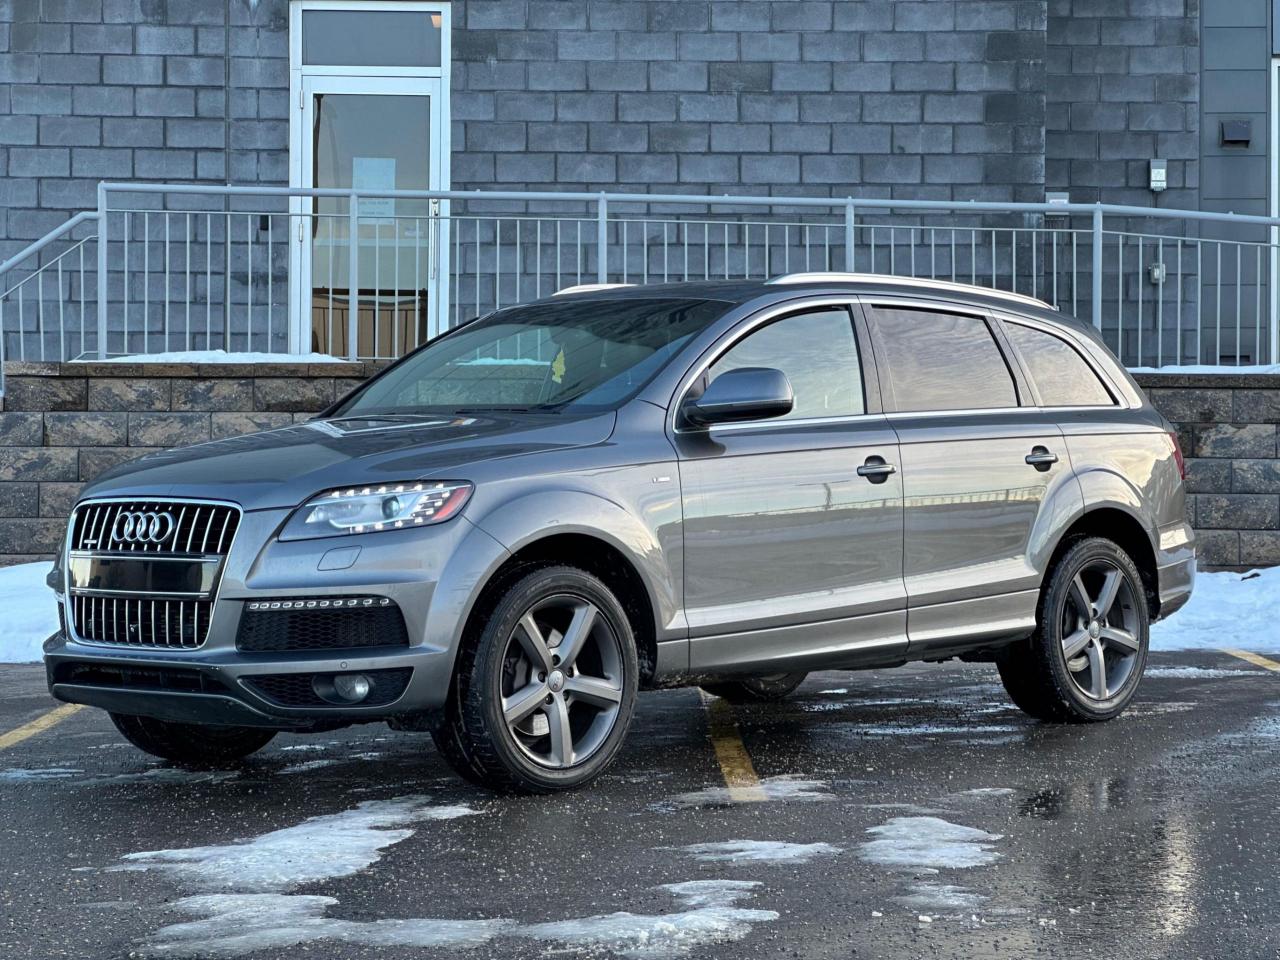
[288,0,452,355]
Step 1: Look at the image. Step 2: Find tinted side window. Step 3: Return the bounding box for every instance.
[1005,322,1114,407]
[870,307,1017,412]
[708,309,864,420]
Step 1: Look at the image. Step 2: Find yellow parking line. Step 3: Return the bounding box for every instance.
[698,691,767,803]
[0,704,85,753]
[1222,649,1280,673]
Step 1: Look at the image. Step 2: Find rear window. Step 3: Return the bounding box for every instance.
[869,307,1018,412]
[1005,322,1115,407]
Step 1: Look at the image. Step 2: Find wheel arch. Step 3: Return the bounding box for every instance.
[1047,506,1160,617]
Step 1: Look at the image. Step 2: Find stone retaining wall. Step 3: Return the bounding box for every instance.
[2,363,1277,569]
[0,360,372,566]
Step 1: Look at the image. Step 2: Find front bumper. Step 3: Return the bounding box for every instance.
[46,506,511,729]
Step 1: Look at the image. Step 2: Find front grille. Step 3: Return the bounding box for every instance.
[71,595,212,648]
[71,500,240,554]
[236,599,409,653]
[66,498,240,650]
[53,662,232,695]
[243,668,413,708]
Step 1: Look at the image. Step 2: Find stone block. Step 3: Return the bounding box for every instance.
[0,413,44,446]
[87,378,171,412]
[39,481,83,518]
[1184,458,1231,494]
[0,518,65,555]
[1194,529,1239,567]
[171,378,255,412]
[79,446,142,482]
[1232,459,1280,494]
[44,411,128,446]
[1233,389,1280,423]
[1147,387,1233,423]
[0,448,79,482]
[210,412,295,439]
[0,483,39,518]
[1195,423,1276,459]
[1240,532,1280,567]
[253,378,333,413]
[1196,494,1279,531]
[127,412,211,447]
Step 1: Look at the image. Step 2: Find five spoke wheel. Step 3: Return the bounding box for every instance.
[1060,559,1141,701]
[501,595,624,769]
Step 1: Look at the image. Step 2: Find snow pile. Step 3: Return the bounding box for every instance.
[1130,363,1280,375]
[0,562,57,663]
[1150,568,1280,653]
[108,350,346,364]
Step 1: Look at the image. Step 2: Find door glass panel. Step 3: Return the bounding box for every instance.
[1005,322,1115,407]
[708,309,863,420]
[871,307,1017,412]
[311,93,433,358]
[303,11,442,67]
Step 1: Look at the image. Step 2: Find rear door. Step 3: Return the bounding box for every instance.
[673,301,907,674]
[863,301,1077,656]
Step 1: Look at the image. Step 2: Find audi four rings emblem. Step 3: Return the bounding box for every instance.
[110,510,177,545]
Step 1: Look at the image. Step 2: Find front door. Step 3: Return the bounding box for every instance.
[674,304,907,674]
[294,76,447,359]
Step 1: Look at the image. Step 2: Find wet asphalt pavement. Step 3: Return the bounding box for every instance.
[2,651,1279,960]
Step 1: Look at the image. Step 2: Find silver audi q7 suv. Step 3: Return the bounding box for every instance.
[45,273,1195,792]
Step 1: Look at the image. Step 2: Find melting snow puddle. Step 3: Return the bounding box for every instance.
[835,723,1025,737]
[0,767,82,782]
[954,787,1015,800]
[1144,666,1267,679]
[674,840,840,864]
[818,688,849,695]
[654,775,832,811]
[115,796,778,958]
[278,759,340,775]
[860,816,1004,918]
[1,766,236,786]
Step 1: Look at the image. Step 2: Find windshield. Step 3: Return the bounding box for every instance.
[332,297,731,416]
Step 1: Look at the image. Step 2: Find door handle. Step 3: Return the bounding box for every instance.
[857,456,897,483]
[1025,446,1059,471]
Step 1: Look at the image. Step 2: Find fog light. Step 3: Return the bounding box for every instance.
[332,673,372,703]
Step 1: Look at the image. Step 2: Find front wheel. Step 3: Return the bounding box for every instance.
[997,537,1149,722]
[110,713,276,764]
[433,565,639,793]
[700,672,809,704]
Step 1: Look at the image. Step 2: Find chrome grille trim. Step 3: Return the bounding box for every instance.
[65,498,242,650]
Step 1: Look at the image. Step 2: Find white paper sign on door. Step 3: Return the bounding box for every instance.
[353,157,396,223]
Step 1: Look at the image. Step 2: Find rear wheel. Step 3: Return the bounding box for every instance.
[997,537,1149,722]
[110,713,276,764]
[700,672,809,704]
[433,565,638,793]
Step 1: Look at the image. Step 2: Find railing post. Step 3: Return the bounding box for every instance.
[844,200,856,272]
[348,193,360,361]
[596,193,608,284]
[1091,204,1104,331]
[96,182,109,358]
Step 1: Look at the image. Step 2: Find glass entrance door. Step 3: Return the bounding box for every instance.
[297,76,445,359]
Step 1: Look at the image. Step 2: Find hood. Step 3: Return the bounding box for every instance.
[81,412,616,510]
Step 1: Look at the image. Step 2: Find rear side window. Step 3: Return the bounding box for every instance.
[708,309,864,420]
[869,307,1017,412]
[1005,322,1115,407]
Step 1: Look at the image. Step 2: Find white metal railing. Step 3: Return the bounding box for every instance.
[3,183,1280,395]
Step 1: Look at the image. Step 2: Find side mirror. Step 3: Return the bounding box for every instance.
[682,367,794,427]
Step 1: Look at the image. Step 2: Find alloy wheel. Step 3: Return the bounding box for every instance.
[500,594,625,768]
[1060,559,1142,701]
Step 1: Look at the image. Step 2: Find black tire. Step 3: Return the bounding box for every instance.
[700,672,809,704]
[110,713,276,764]
[432,565,639,794]
[997,537,1150,723]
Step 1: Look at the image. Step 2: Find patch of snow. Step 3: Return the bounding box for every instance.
[818,688,848,695]
[278,759,339,775]
[1151,568,1280,653]
[146,894,512,958]
[0,767,82,782]
[116,796,478,892]
[860,817,1002,871]
[0,562,58,663]
[657,775,831,811]
[837,723,1024,737]
[109,350,346,364]
[1130,363,1280,374]
[897,882,987,911]
[277,744,329,753]
[514,881,778,960]
[675,840,840,864]
[798,701,848,713]
[1144,666,1267,679]
[956,787,1016,799]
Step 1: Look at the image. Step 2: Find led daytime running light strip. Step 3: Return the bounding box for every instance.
[245,597,393,612]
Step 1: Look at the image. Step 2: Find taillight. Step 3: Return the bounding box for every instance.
[1168,430,1186,481]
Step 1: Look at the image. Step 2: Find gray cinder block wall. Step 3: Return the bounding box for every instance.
[1,0,1212,265]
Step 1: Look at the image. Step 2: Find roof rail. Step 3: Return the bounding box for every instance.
[553,283,635,296]
[764,272,1056,311]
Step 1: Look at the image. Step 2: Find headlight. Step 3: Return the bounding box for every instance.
[280,481,473,540]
